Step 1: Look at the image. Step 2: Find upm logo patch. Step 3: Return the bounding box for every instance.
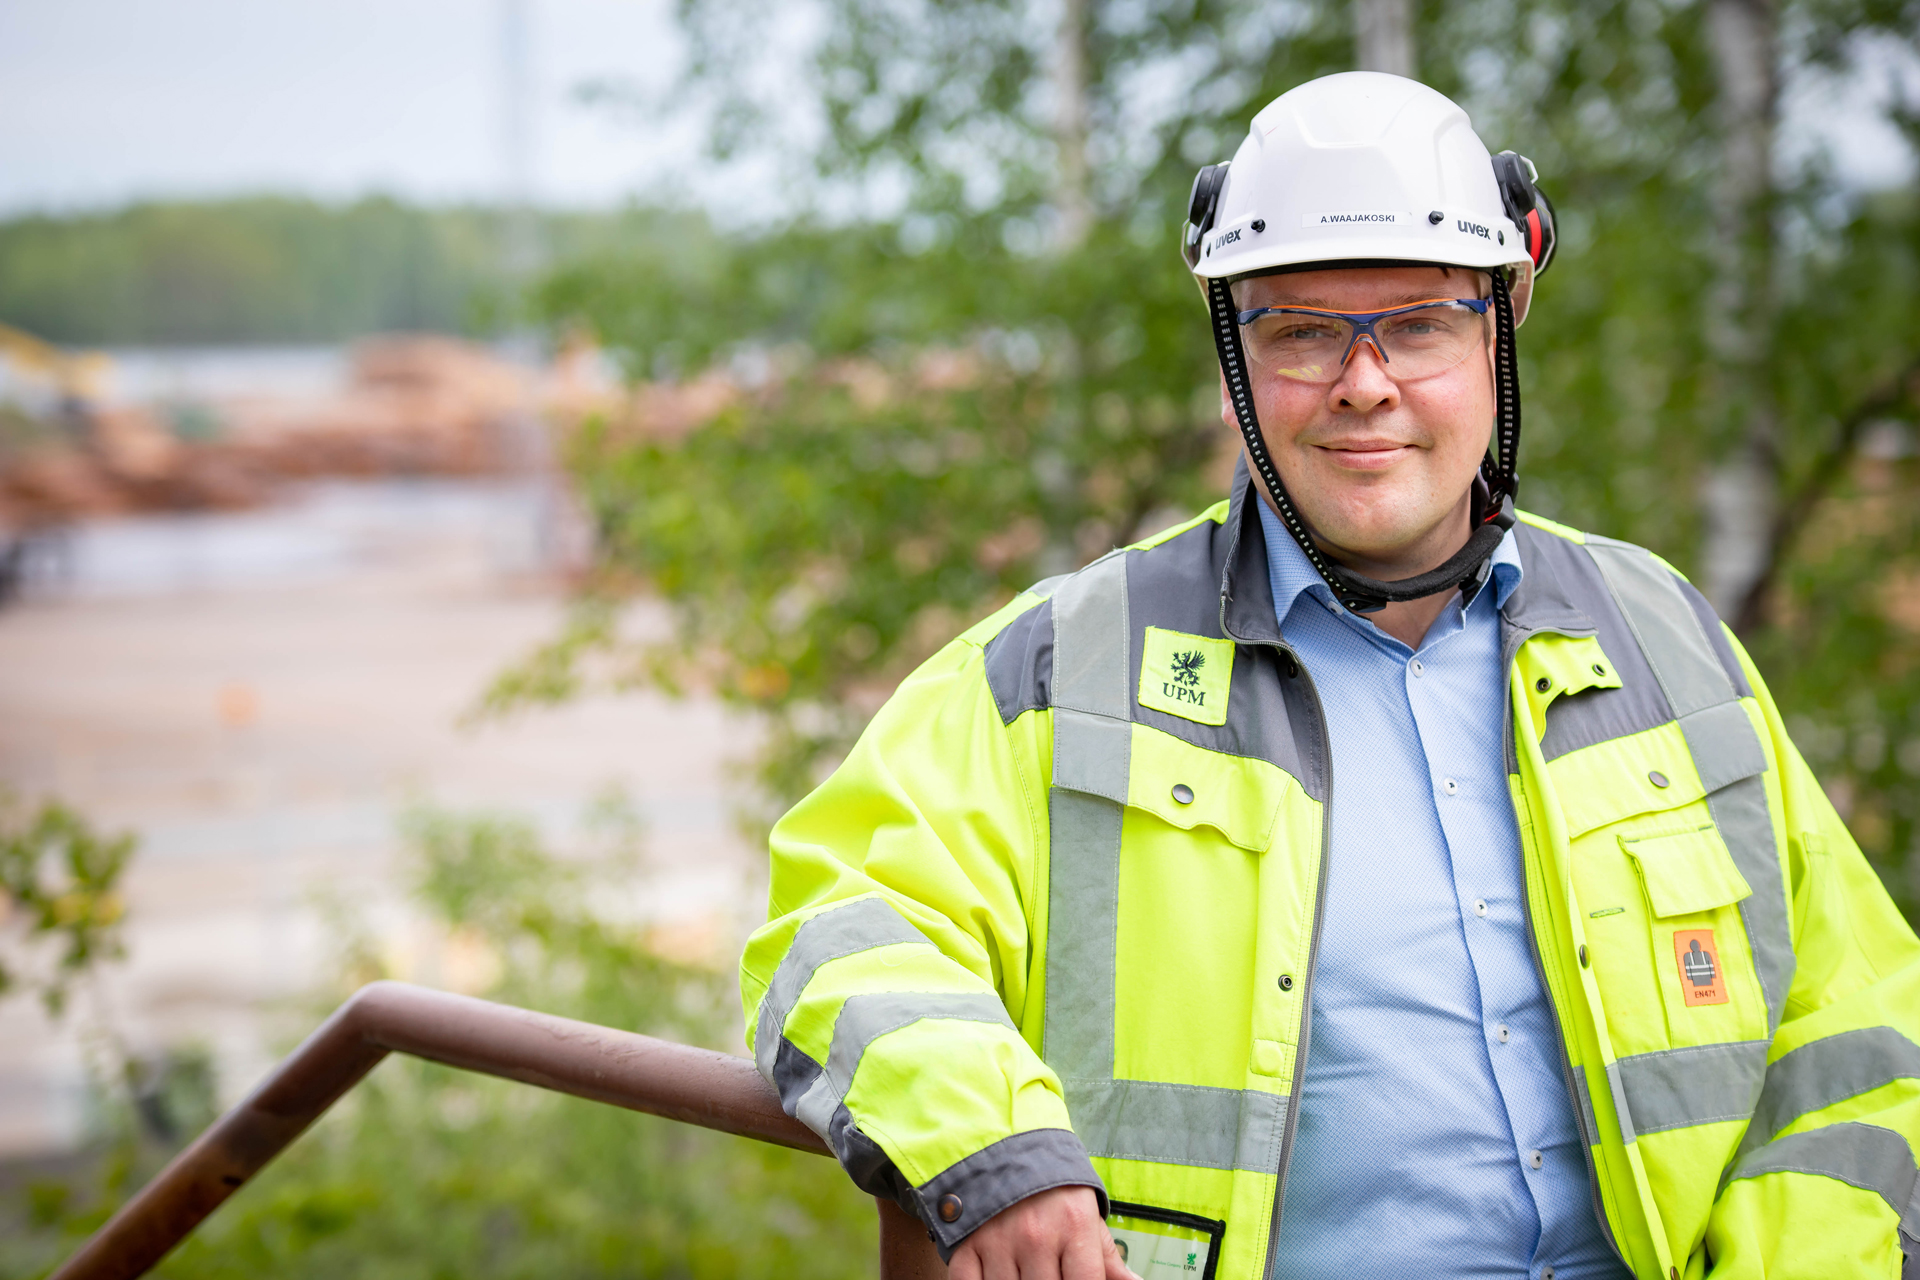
[1673,929,1730,1006]
[1137,627,1233,726]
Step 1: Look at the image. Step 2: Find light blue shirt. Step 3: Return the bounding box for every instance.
[1257,502,1629,1280]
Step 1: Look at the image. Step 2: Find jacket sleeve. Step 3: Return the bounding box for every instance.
[739,607,1104,1258]
[1706,635,1920,1278]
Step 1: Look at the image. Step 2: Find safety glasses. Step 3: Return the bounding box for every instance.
[1234,296,1493,384]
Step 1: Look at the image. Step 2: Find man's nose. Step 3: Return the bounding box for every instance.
[1331,337,1399,413]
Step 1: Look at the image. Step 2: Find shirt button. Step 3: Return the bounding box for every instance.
[1409,659,1424,677]
[1543,1267,1556,1280]
[1529,1149,1544,1169]
[1496,1024,1511,1043]
[1441,778,1459,796]
[1473,899,1488,917]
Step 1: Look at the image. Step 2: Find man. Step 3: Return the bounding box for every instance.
[741,72,1920,1279]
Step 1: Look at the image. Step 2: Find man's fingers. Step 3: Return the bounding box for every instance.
[1059,1230,1107,1280]
[946,1245,983,1280]
[1012,1241,1063,1280]
[1097,1231,1142,1280]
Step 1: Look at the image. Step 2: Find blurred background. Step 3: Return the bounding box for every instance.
[1,0,1917,1275]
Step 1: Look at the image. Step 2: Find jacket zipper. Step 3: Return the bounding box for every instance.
[1504,626,1629,1270]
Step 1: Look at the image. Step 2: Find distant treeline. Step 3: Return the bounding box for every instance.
[0,197,707,346]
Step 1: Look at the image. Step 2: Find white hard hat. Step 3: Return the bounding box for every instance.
[1182,72,1554,326]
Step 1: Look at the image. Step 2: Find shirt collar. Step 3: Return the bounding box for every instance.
[1255,498,1524,626]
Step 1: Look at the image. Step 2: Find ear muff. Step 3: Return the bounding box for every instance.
[1492,150,1556,274]
[1182,163,1230,269]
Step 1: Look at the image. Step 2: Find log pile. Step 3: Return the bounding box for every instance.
[0,335,534,529]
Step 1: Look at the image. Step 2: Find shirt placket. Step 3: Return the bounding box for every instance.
[1402,590,1572,1277]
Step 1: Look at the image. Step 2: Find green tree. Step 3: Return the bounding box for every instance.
[0,199,716,345]
[524,0,1920,913]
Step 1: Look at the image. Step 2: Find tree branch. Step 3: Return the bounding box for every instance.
[1732,353,1920,635]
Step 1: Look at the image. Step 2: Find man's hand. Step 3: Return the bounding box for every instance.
[946,1185,1139,1280]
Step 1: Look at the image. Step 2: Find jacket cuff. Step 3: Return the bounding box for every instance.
[909,1128,1108,1262]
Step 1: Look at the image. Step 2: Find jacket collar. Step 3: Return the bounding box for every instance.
[1499,526,1597,640]
[1219,457,1287,647]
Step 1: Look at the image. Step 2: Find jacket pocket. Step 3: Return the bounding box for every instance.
[1572,799,1769,1054]
[1617,822,1752,918]
[1123,723,1289,854]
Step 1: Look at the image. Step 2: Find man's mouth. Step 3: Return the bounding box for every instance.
[1315,439,1416,470]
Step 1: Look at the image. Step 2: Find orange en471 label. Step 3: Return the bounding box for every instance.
[1673,929,1730,1006]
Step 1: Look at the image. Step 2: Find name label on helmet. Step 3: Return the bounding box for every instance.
[1302,210,1414,228]
[1457,219,1493,240]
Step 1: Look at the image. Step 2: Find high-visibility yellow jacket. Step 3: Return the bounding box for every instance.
[742,468,1920,1279]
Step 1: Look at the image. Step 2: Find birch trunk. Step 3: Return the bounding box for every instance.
[1702,0,1780,623]
[1053,0,1094,248]
[1353,0,1415,79]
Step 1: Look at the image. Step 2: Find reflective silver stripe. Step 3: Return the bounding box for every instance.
[794,991,1017,1141]
[1723,1121,1920,1237]
[1064,1076,1287,1172]
[1616,1039,1768,1134]
[1605,1059,1638,1145]
[1053,707,1131,803]
[1707,774,1792,1033]
[1049,551,1131,719]
[756,896,931,1079]
[1738,1027,1920,1162]
[1044,551,1131,1078]
[1678,700,1768,793]
[1045,788,1123,1077]
[1584,538,1794,1033]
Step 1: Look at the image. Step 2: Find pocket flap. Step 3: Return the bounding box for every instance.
[1618,823,1752,918]
[1126,723,1289,854]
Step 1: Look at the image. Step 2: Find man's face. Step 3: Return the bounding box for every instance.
[1222,265,1494,568]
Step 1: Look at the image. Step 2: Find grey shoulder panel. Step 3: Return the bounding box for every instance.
[983,596,1053,725]
[1510,523,1674,762]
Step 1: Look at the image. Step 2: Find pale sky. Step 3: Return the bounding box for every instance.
[0,1,1912,216]
[0,0,714,213]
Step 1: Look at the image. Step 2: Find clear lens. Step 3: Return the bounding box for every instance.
[1242,303,1488,384]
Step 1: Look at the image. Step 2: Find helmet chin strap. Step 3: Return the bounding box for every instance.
[1207,270,1522,614]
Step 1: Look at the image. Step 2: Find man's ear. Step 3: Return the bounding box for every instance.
[1218,370,1238,432]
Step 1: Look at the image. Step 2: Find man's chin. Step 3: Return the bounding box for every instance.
[1293,505,1462,575]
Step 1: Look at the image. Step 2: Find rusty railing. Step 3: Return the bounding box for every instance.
[49,980,944,1280]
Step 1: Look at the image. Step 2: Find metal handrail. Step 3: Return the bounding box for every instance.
[49,980,945,1279]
